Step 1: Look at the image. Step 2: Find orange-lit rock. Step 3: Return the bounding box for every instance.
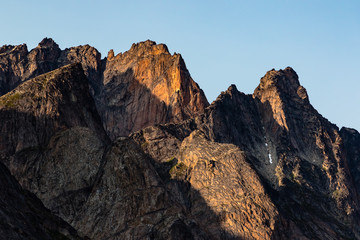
[99,40,209,138]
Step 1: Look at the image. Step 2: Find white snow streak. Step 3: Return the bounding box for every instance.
[268,153,273,164]
[263,126,273,164]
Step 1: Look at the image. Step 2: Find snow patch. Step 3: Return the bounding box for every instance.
[268,153,273,164]
[263,125,273,164]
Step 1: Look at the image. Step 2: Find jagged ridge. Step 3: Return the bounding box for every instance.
[0,39,359,240]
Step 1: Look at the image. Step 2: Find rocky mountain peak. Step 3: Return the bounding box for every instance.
[254,67,307,99]
[37,37,60,49]
[128,40,170,57]
[99,40,208,138]
[0,38,208,139]
[0,45,14,54]
[107,49,115,60]
[252,67,309,131]
[211,84,242,107]
[223,84,240,97]
[0,43,28,55]
[254,67,308,102]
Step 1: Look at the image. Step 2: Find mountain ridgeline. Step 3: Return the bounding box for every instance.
[0,38,359,240]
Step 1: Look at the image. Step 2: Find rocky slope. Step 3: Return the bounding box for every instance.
[0,39,359,239]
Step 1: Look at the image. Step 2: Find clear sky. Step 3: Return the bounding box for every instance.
[1,1,359,130]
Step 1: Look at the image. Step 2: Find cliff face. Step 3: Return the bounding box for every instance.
[99,40,209,138]
[252,68,360,236]
[0,39,359,240]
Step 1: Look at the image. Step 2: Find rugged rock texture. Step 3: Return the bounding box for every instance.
[0,38,209,139]
[0,39,359,240]
[0,162,81,240]
[0,63,108,157]
[72,138,201,239]
[57,44,102,95]
[174,131,281,239]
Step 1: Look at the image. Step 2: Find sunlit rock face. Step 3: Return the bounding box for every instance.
[0,38,360,239]
[99,40,209,138]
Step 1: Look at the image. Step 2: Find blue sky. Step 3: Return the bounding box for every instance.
[1,1,359,130]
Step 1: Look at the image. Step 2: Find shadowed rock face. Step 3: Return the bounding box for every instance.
[0,39,360,240]
[341,128,360,195]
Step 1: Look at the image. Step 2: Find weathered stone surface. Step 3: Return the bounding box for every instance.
[72,138,202,239]
[175,130,280,239]
[57,44,102,95]
[0,38,100,97]
[253,68,360,235]
[0,162,81,240]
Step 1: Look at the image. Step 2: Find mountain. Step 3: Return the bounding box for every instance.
[0,38,209,139]
[132,67,360,239]
[0,38,359,239]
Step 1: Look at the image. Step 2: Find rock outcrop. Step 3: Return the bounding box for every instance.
[99,40,209,138]
[72,138,202,239]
